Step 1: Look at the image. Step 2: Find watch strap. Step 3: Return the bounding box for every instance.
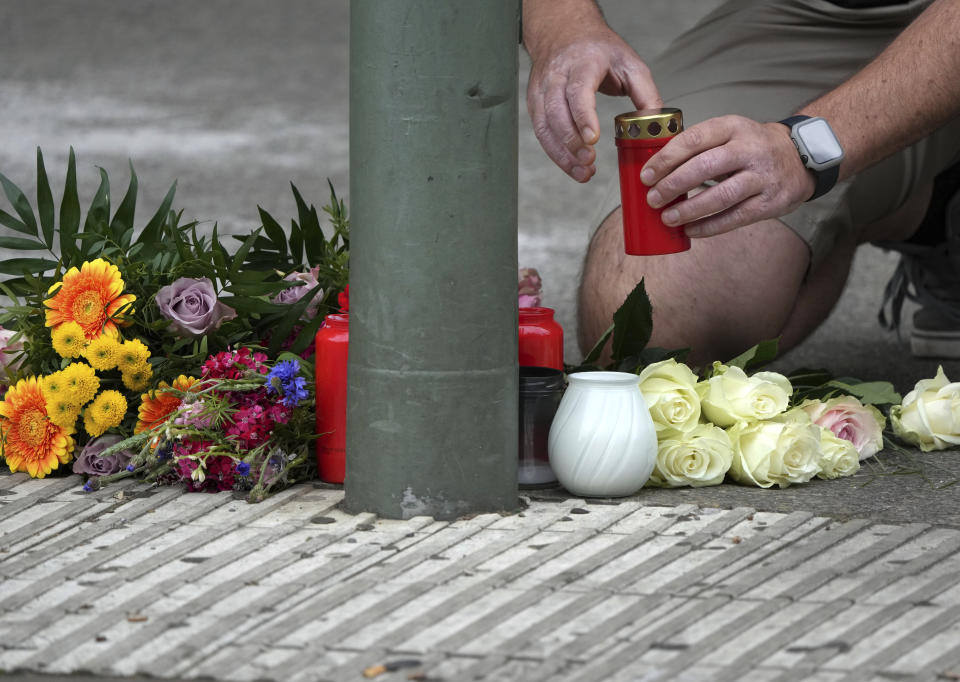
[779,116,840,202]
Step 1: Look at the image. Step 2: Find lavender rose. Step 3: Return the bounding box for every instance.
[72,435,133,477]
[156,277,237,337]
[271,266,323,320]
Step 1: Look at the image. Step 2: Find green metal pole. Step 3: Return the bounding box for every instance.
[345,1,521,519]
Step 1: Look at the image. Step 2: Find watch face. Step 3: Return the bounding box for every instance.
[798,118,843,165]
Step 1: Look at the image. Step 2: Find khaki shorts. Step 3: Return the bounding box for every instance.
[647,0,960,271]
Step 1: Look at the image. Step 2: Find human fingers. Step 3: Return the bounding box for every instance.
[620,59,662,114]
[542,69,597,177]
[647,147,745,210]
[679,193,774,239]
[528,75,596,182]
[565,61,603,148]
[658,171,763,228]
[640,116,739,188]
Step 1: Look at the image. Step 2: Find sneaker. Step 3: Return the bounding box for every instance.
[878,165,960,359]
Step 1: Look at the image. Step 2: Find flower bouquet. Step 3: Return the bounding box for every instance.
[569,277,958,490]
[0,149,348,501]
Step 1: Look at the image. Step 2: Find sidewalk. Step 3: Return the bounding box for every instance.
[2,470,960,681]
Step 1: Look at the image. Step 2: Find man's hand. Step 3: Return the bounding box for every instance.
[641,116,816,238]
[524,1,661,183]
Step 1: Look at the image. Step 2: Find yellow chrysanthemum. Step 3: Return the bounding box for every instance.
[41,371,67,403]
[89,390,127,430]
[83,335,121,372]
[122,361,153,392]
[50,321,87,359]
[83,405,108,438]
[46,397,80,429]
[0,377,75,477]
[116,339,151,375]
[61,362,100,406]
[44,258,136,340]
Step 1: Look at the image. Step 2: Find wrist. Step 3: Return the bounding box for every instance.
[777,116,844,201]
[769,122,816,201]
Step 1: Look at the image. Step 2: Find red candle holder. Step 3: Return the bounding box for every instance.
[519,307,563,371]
[615,108,691,256]
[315,313,349,483]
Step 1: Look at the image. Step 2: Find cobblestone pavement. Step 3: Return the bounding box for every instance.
[2,471,960,682]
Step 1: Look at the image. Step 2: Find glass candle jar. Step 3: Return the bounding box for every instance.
[314,313,349,483]
[518,367,564,487]
[519,307,563,370]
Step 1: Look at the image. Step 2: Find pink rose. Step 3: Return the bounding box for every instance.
[156,277,237,337]
[519,267,542,308]
[801,396,886,460]
[271,266,323,320]
[0,326,23,375]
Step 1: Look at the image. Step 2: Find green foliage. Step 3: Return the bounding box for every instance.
[573,279,899,412]
[574,279,687,374]
[725,338,780,373]
[787,368,901,408]
[0,148,349,384]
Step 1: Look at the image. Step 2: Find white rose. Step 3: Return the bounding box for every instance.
[891,366,960,452]
[816,427,860,480]
[698,365,792,427]
[728,420,821,488]
[801,396,885,460]
[647,423,733,488]
[638,359,701,435]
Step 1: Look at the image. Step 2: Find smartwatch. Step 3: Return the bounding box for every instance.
[778,115,844,201]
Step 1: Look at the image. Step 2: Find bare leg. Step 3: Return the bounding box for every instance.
[578,209,810,366]
[578,185,933,367]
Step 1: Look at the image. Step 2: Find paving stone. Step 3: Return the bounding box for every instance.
[693,599,824,668]
[863,559,960,606]
[603,504,698,534]
[542,500,643,531]
[827,604,960,672]
[800,527,960,603]
[4,477,960,682]
[883,620,960,675]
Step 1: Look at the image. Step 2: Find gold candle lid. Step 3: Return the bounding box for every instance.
[615,108,683,140]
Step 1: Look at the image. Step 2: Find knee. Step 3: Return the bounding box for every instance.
[577,215,811,366]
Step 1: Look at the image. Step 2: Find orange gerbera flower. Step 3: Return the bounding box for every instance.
[135,375,199,435]
[44,258,136,340]
[0,377,75,478]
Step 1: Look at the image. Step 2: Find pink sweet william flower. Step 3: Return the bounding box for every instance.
[801,396,886,461]
[202,348,269,380]
[519,267,542,308]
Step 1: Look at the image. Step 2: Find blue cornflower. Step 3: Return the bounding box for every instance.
[282,376,310,407]
[82,480,95,492]
[236,461,251,477]
[126,464,136,472]
[267,360,300,393]
[267,359,309,406]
